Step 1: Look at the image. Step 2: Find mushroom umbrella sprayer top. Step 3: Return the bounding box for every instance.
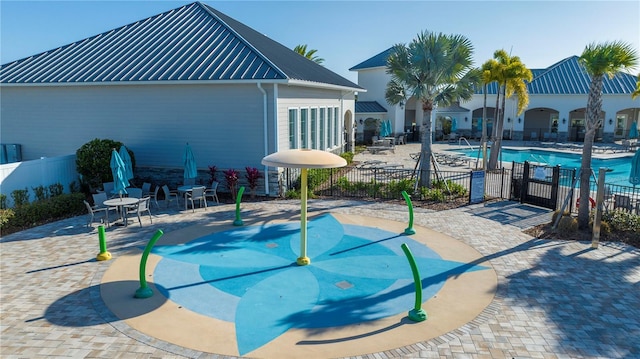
[262,149,347,265]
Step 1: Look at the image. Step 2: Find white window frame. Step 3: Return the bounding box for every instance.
[310,108,318,149]
[327,107,333,148]
[288,108,299,149]
[300,108,309,148]
[319,108,326,150]
[333,107,340,148]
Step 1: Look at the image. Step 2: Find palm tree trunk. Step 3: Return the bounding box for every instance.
[488,84,503,169]
[419,102,433,188]
[482,84,488,170]
[578,75,604,228]
[578,128,595,227]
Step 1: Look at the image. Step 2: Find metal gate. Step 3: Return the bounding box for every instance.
[510,161,560,210]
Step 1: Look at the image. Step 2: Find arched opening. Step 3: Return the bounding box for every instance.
[343,110,354,152]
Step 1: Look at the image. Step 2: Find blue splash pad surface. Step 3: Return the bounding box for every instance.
[152,214,487,355]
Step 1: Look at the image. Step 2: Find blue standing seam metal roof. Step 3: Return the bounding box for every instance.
[355,101,387,113]
[351,48,637,96]
[0,2,363,90]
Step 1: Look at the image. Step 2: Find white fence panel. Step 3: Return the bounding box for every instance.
[0,155,78,207]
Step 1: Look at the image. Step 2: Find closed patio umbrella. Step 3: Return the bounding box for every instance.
[184,143,197,180]
[451,118,458,133]
[630,121,638,139]
[379,120,388,137]
[119,145,134,180]
[110,149,129,197]
[476,118,482,132]
[630,148,640,187]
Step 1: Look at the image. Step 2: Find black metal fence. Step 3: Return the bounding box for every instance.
[282,166,512,204]
[510,162,576,211]
[600,182,640,214]
[281,161,639,215]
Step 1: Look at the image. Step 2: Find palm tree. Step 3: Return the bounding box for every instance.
[484,50,532,170]
[385,30,479,187]
[632,73,640,99]
[293,44,324,64]
[576,41,638,229]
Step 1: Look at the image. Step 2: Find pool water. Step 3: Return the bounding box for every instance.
[449,147,633,185]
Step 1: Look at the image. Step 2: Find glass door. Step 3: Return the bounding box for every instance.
[615,115,626,138]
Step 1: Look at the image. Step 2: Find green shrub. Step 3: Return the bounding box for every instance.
[11,188,29,207]
[49,183,64,197]
[432,179,467,197]
[307,168,331,190]
[0,208,15,228]
[386,179,415,199]
[76,138,132,190]
[32,185,49,202]
[602,210,640,233]
[2,193,85,231]
[420,188,445,202]
[340,152,354,165]
[336,177,356,191]
[551,210,571,224]
[0,194,7,209]
[285,189,300,199]
[556,216,578,236]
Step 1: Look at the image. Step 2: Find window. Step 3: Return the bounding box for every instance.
[288,109,298,149]
[319,108,326,150]
[310,108,317,149]
[301,108,309,148]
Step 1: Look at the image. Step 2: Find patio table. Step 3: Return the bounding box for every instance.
[103,197,139,227]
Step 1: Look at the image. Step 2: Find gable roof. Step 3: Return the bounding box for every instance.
[349,47,393,71]
[526,56,636,94]
[352,50,636,95]
[355,101,387,113]
[437,103,470,113]
[0,2,362,90]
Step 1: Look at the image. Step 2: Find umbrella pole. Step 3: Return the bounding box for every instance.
[297,168,310,266]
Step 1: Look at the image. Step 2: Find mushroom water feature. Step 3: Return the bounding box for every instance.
[262,149,347,265]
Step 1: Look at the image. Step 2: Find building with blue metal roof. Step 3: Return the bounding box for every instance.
[0,1,364,196]
[351,48,638,143]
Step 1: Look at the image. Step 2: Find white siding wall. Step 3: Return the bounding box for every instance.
[1,84,273,170]
[356,68,406,132]
[354,67,638,137]
[276,86,355,152]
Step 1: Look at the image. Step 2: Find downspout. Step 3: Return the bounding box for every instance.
[257,83,269,195]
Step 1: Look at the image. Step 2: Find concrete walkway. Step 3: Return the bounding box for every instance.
[1,198,638,358]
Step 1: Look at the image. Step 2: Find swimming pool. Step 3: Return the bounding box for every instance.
[449,147,633,185]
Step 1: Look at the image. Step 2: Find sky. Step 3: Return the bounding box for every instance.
[1,0,639,83]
